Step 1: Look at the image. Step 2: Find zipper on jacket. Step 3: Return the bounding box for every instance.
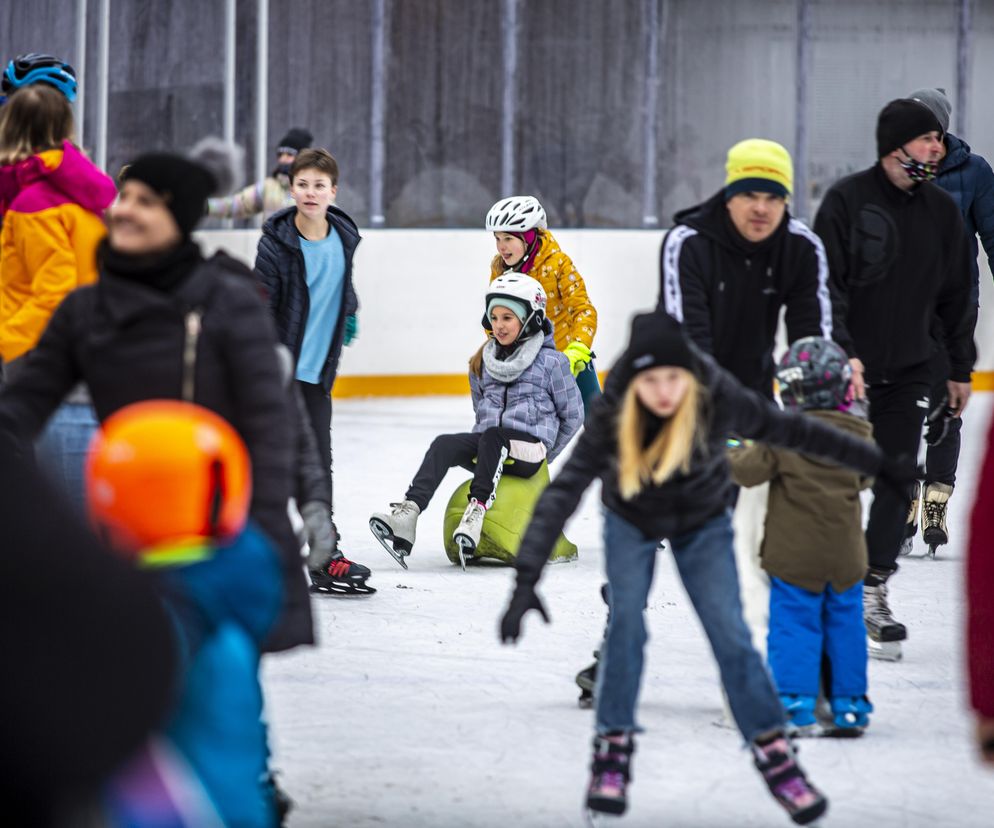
[182,309,203,402]
[498,384,509,427]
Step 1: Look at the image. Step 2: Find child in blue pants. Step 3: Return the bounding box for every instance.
[729,337,875,735]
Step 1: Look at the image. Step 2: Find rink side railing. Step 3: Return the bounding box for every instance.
[195,228,994,398]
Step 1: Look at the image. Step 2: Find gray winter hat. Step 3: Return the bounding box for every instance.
[909,88,952,133]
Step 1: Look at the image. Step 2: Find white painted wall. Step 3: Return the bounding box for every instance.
[197,228,994,377]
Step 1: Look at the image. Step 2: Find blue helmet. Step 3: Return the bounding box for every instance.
[777,337,851,412]
[2,53,77,102]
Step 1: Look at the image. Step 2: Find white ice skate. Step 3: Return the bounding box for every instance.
[452,498,486,571]
[898,481,921,557]
[369,500,420,570]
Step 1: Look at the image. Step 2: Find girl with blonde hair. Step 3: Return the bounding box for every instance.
[500,310,915,825]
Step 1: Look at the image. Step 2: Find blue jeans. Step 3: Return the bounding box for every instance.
[595,510,784,742]
[36,401,99,515]
[767,577,867,698]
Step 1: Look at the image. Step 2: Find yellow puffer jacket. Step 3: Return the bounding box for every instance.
[489,230,597,351]
[0,142,116,362]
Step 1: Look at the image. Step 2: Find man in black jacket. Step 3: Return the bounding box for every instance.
[813,98,975,651]
[660,137,832,399]
[658,138,833,662]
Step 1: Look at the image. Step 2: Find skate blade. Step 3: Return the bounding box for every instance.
[369,519,409,570]
[585,796,626,818]
[578,694,594,710]
[309,582,377,596]
[786,722,824,738]
[868,638,902,661]
[453,535,476,571]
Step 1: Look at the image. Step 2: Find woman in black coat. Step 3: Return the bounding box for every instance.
[0,151,312,652]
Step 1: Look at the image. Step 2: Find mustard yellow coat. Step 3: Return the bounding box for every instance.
[0,142,116,362]
[489,230,597,351]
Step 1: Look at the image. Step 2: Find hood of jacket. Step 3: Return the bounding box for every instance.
[941,132,971,173]
[671,188,790,255]
[0,140,117,216]
[261,203,360,252]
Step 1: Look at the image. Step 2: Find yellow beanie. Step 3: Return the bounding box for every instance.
[724,139,793,199]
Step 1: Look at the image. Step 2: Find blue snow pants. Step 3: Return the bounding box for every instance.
[767,576,867,698]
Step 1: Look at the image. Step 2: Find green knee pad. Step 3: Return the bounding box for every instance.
[442,460,578,565]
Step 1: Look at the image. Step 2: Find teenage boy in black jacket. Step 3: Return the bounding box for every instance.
[253,148,372,592]
[813,98,975,653]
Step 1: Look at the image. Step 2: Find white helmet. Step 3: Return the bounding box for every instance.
[485,195,548,232]
[484,272,547,337]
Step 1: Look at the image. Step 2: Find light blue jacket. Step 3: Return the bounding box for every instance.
[470,325,584,461]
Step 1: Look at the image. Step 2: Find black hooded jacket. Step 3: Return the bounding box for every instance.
[813,163,975,383]
[513,320,883,584]
[253,205,360,392]
[658,190,833,396]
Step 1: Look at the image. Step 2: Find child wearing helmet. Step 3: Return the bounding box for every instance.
[369,273,583,567]
[88,401,284,827]
[485,195,600,411]
[728,337,876,735]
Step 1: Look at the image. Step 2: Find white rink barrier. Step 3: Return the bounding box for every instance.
[196,228,994,396]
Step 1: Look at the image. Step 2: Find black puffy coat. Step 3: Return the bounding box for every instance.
[514,318,884,583]
[254,205,360,392]
[0,247,313,652]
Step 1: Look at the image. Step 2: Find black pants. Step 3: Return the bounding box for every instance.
[296,380,333,502]
[924,345,962,487]
[405,427,544,512]
[864,369,931,577]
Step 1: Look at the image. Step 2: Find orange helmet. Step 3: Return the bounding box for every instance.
[86,401,252,552]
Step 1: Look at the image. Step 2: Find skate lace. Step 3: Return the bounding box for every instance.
[775,774,816,806]
[390,501,418,517]
[922,499,945,528]
[869,584,895,622]
[327,558,353,578]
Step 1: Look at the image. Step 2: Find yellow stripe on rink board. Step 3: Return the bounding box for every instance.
[333,371,994,398]
[973,371,994,392]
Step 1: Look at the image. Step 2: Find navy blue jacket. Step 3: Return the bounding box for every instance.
[936,133,994,305]
[253,206,360,392]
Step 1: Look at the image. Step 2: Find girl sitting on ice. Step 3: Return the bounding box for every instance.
[369,273,583,569]
[485,196,600,412]
[500,311,914,825]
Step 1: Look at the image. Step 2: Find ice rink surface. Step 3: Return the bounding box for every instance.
[263,395,994,827]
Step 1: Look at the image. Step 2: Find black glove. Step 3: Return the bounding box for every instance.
[877,453,923,494]
[499,581,550,644]
[924,400,957,447]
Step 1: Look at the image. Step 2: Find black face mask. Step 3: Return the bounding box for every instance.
[273,162,292,179]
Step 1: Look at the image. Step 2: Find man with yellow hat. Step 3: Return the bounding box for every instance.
[659,138,832,398]
[573,139,833,711]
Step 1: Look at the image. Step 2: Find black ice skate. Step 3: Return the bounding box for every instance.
[576,650,599,709]
[309,553,376,595]
[369,500,420,569]
[921,482,953,558]
[752,731,828,825]
[586,732,635,817]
